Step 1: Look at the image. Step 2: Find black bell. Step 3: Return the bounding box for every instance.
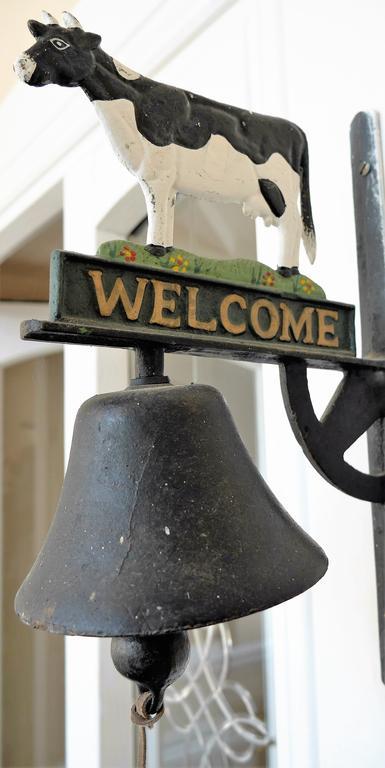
[15,380,328,712]
[16,381,327,633]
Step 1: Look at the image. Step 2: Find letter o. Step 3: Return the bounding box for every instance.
[250,299,280,339]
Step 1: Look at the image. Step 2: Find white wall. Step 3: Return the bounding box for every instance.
[256,3,385,766]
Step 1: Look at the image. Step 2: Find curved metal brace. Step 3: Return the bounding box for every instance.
[280,358,385,502]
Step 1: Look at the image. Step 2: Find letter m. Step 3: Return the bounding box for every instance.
[280,302,315,344]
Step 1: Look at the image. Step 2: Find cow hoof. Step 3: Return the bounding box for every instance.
[145,244,173,257]
[277,266,299,277]
[277,266,292,278]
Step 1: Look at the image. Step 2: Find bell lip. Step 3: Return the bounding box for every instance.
[15,551,328,637]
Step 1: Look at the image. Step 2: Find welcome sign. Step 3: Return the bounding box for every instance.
[49,251,356,358]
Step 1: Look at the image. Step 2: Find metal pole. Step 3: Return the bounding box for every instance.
[350,110,385,682]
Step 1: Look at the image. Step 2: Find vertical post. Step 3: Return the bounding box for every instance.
[350,110,385,682]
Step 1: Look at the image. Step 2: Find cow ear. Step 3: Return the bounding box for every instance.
[83,32,102,50]
[28,19,46,38]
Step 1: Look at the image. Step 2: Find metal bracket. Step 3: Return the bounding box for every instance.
[279,112,385,511]
[280,359,385,503]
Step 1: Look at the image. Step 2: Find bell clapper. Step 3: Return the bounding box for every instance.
[111,631,190,713]
[111,632,190,767]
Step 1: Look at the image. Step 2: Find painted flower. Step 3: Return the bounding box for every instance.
[299,276,315,294]
[262,271,275,287]
[169,253,190,272]
[119,245,137,262]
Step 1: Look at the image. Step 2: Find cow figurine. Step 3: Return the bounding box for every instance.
[15,11,316,276]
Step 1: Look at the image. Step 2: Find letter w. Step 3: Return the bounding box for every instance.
[88,270,148,320]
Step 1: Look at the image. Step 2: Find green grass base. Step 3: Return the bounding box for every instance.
[97,240,326,301]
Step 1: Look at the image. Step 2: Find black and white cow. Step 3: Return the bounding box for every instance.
[15,11,316,275]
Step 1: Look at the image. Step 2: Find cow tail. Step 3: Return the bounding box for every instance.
[300,139,316,264]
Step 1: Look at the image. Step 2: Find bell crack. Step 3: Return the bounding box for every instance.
[116,436,160,577]
[116,545,132,577]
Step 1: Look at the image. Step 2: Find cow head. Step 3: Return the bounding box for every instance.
[14,11,101,88]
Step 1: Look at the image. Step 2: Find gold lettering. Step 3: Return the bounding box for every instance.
[317,308,339,347]
[88,270,148,319]
[187,286,217,331]
[280,303,315,344]
[250,298,280,339]
[150,279,181,328]
[220,294,247,334]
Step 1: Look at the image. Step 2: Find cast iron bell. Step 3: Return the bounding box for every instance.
[15,374,328,713]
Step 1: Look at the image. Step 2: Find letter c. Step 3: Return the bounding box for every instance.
[220,294,247,334]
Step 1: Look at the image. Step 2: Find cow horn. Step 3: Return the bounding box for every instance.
[62,11,83,29]
[41,10,58,24]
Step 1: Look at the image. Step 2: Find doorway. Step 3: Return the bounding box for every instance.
[1,352,65,768]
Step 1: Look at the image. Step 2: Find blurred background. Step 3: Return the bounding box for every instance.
[0,1,385,766]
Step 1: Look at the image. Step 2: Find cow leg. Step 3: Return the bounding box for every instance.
[277,204,302,270]
[165,192,176,245]
[141,180,176,249]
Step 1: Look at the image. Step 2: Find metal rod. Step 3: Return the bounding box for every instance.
[351,110,385,682]
[132,345,169,386]
[135,345,165,379]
